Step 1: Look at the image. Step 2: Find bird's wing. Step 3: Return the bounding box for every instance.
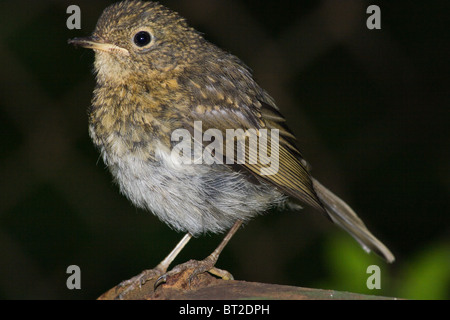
[180,94,323,211]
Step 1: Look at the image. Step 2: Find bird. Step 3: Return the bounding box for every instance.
[69,0,394,293]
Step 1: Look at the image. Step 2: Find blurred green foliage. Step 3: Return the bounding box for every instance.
[316,234,449,299]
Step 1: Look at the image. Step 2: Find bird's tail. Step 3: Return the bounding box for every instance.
[312,178,395,263]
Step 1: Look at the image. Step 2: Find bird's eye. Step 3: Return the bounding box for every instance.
[133,31,152,47]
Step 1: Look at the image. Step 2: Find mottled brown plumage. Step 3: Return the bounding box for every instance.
[69,0,394,294]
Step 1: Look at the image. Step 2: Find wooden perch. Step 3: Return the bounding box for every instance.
[98,268,398,300]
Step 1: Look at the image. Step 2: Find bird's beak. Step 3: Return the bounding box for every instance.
[68,36,129,56]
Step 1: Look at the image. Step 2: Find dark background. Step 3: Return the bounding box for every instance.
[0,0,448,299]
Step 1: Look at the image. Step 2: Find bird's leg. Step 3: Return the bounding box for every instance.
[153,232,193,275]
[155,219,243,288]
[117,233,192,297]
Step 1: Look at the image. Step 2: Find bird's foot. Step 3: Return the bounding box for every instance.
[115,267,164,299]
[154,257,233,289]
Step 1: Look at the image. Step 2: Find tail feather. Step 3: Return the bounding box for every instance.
[312,178,395,263]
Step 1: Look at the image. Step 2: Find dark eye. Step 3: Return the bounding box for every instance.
[133,31,152,47]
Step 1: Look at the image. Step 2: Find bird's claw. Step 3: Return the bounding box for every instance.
[115,268,163,299]
[154,259,234,290]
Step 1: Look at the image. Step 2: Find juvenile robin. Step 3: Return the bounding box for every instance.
[69,0,394,293]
